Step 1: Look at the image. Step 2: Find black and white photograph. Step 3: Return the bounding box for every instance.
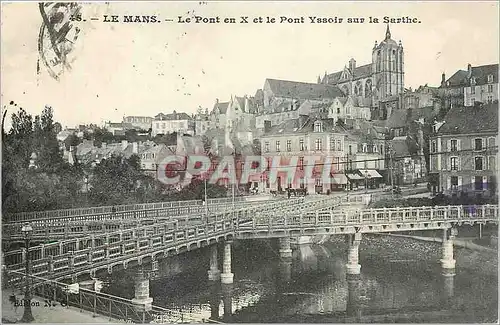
[1,1,498,323]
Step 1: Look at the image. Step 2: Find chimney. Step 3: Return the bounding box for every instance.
[244,95,249,112]
[264,120,271,134]
[121,140,128,151]
[441,72,446,86]
[467,63,472,78]
[132,142,139,154]
[349,58,356,72]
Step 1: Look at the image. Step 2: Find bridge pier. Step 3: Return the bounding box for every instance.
[440,228,456,273]
[296,236,312,245]
[208,244,221,281]
[346,275,362,319]
[220,241,234,284]
[131,268,153,311]
[346,233,362,275]
[221,283,233,321]
[278,238,292,259]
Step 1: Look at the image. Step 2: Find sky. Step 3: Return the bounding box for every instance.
[1,1,499,130]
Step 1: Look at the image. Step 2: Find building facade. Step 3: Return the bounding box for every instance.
[152,111,195,136]
[122,116,153,131]
[463,64,499,106]
[429,102,498,197]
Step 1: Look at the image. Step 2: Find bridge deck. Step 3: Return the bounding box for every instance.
[3,199,496,283]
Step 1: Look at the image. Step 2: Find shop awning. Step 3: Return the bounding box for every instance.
[347,173,363,180]
[358,169,383,178]
[331,174,348,184]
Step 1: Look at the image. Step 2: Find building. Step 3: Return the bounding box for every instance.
[260,115,349,194]
[321,25,405,120]
[438,63,499,112]
[210,99,230,130]
[104,122,134,136]
[140,144,175,175]
[402,85,440,110]
[152,111,195,136]
[122,116,153,131]
[389,136,425,185]
[428,101,498,197]
[463,64,498,106]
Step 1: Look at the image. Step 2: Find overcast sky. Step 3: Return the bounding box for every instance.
[1,1,498,129]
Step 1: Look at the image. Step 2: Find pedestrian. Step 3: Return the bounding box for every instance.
[287,189,291,199]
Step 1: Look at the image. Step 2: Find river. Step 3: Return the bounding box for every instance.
[103,235,498,323]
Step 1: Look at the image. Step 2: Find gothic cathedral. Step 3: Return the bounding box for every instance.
[320,25,404,120]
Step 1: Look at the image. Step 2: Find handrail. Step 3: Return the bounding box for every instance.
[3,197,247,223]
[4,270,209,323]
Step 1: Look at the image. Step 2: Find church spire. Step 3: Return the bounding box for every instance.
[385,24,391,40]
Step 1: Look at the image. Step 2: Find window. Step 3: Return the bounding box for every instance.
[266,158,271,171]
[450,157,458,171]
[488,137,496,148]
[336,140,342,151]
[299,157,304,170]
[488,74,494,83]
[337,107,340,114]
[471,77,476,85]
[362,143,367,153]
[299,138,305,151]
[330,138,335,151]
[315,139,323,151]
[276,141,280,152]
[286,140,291,152]
[335,157,341,171]
[348,145,352,155]
[380,145,384,155]
[474,138,484,151]
[315,178,322,186]
[162,123,166,129]
[470,97,475,105]
[475,176,483,191]
[488,84,493,93]
[451,176,458,191]
[373,145,378,153]
[475,157,483,171]
[487,95,493,103]
[488,156,496,170]
[265,141,269,153]
[471,86,475,94]
[450,139,457,152]
[314,121,323,132]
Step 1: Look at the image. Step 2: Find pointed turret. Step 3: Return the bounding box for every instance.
[317,75,321,84]
[385,24,391,40]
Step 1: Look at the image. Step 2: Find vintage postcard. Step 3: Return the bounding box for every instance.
[1,1,498,324]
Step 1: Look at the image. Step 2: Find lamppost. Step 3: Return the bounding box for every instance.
[21,223,34,323]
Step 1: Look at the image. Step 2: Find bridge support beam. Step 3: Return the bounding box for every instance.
[278,238,292,259]
[208,245,221,281]
[220,241,234,284]
[131,268,153,311]
[440,228,456,273]
[346,233,362,275]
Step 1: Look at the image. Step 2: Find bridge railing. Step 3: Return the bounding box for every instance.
[242,204,499,229]
[2,201,265,238]
[2,198,299,240]
[3,197,247,223]
[3,270,212,323]
[3,198,311,268]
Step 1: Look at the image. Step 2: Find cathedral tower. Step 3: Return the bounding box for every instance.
[371,24,404,101]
